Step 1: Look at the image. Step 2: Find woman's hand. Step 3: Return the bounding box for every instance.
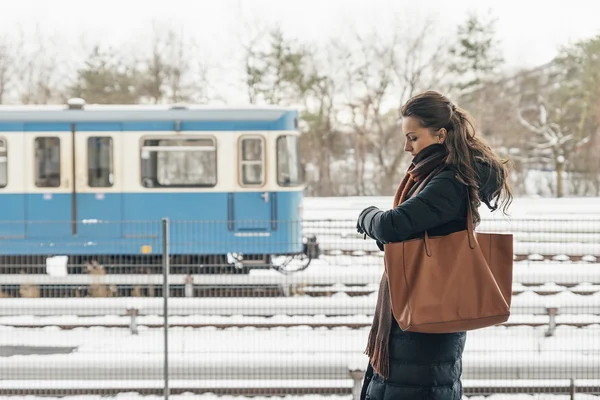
[356,206,380,237]
[357,206,386,250]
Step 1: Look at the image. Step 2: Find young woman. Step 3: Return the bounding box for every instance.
[356,91,512,400]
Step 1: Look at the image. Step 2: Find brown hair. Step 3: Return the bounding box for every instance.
[401,90,512,224]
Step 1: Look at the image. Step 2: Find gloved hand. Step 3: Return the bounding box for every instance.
[356,206,379,237]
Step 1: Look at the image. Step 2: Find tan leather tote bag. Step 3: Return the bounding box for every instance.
[383,200,513,333]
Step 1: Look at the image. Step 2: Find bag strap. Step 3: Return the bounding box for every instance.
[465,188,476,249]
[423,184,476,254]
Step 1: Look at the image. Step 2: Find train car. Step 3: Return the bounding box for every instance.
[0,99,318,274]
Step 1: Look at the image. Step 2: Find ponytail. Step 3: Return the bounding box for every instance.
[447,105,512,225]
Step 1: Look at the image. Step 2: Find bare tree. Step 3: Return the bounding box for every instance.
[238,24,346,196]
[17,26,62,104]
[0,34,19,104]
[342,19,450,195]
[342,30,396,195]
[241,28,269,105]
[394,20,450,104]
[553,34,600,195]
[233,0,268,104]
[138,22,209,104]
[515,96,589,197]
[298,42,348,196]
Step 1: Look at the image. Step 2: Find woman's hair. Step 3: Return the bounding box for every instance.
[400,90,512,224]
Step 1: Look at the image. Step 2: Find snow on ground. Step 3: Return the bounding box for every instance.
[1,196,599,394]
[0,323,598,380]
[301,196,600,259]
[0,324,598,355]
[0,287,598,317]
[1,352,598,380]
[303,196,600,220]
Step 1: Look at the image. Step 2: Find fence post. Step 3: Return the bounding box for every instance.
[570,378,575,400]
[545,307,558,337]
[162,218,170,400]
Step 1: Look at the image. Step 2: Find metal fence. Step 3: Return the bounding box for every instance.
[0,218,599,399]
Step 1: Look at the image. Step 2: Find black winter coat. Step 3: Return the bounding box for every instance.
[358,153,502,400]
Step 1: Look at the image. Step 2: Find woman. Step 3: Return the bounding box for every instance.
[356,91,512,400]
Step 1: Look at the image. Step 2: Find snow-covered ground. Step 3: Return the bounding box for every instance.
[303,196,600,220]
[1,288,599,317]
[1,196,599,396]
[301,196,600,263]
[1,324,598,361]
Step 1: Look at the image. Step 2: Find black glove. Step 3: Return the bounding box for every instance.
[356,206,379,237]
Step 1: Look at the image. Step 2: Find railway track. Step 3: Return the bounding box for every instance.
[318,249,598,262]
[2,261,600,298]
[2,282,599,299]
[5,320,598,330]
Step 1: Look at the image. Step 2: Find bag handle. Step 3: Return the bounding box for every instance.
[465,188,476,249]
[423,185,476,256]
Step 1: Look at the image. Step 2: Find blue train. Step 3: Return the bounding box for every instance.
[0,99,318,274]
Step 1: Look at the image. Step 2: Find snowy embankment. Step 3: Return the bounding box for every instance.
[0,196,598,396]
[301,196,600,261]
[0,320,598,380]
[302,196,600,220]
[0,289,598,317]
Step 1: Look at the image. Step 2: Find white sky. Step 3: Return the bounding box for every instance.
[0,0,598,102]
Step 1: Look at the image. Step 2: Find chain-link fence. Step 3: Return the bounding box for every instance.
[0,218,599,399]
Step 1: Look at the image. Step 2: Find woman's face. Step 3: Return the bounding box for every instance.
[402,116,444,157]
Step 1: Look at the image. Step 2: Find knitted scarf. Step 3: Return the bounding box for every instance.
[364,143,448,379]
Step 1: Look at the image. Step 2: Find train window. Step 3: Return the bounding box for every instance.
[88,137,114,187]
[276,135,303,186]
[34,137,61,188]
[140,137,217,188]
[239,137,265,186]
[0,138,6,188]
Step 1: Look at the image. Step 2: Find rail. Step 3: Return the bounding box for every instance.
[3,262,600,286]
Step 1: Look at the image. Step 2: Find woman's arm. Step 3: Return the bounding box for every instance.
[357,170,465,243]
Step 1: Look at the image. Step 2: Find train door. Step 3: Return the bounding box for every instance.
[25,125,122,239]
[0,135,26,238]
[25,131,73,238]
[74,126,122,238]
[233,135,272,232]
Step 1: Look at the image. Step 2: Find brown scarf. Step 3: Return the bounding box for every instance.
[364,144,448,379]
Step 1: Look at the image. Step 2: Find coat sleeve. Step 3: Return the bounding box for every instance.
[362,171,466,243]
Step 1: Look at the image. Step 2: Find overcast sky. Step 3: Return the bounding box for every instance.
[0,0,597,102]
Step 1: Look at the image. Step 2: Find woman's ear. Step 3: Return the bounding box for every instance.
[437,128,447,143]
